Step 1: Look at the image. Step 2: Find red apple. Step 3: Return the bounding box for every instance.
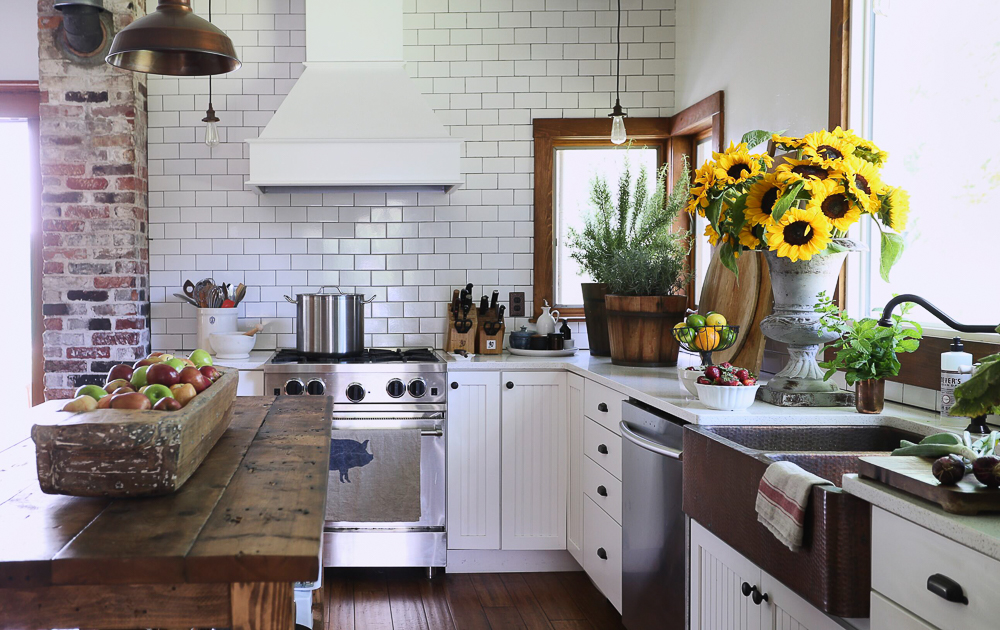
[110,392,152,410]
[110,385,136,396]
[133,357,160,368]
[153,396,183,411]
[178,366,211,393]
[97,394,114,409]
[107,364,134,383]
[148,351,165,358]
[146,363,180,387]
[199,365,222,382]
[170,383,197,406]
[104,378,131,394]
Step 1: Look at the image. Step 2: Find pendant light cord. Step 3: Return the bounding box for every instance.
[207,0,213,108]
[615,0,621,103]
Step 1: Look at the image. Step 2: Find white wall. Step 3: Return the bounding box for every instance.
[674,0,829,144]
[0,1,39,80]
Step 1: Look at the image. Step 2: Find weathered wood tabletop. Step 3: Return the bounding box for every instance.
[0,395,332,630]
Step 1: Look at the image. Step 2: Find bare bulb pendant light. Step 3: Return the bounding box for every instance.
[106,0,240,76]
[201,0,221,147]
[608,0,627,145]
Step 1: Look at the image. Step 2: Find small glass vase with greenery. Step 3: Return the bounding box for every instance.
[816,292,923,412]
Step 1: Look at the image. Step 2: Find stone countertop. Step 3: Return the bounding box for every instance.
[843,474,1000,561]
[211,350,274,370]
[442,350,966,432]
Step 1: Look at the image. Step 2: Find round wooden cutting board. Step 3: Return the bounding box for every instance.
[698,248,764,367]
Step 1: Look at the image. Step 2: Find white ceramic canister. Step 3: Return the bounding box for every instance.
[197,308,238,354]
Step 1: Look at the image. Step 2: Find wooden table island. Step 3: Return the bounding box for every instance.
[0,396,331,630]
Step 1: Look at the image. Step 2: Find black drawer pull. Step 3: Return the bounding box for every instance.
[506,381,514,389]
[927,573,968,605]
[597,444,609,455]
[741,582,752,597]
[451,382,459,389]
[597,547,607,560]
[751,586,768,606]
[597,485,608,497]
[598,402,609,412]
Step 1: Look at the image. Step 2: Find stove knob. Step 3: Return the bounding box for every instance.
[408,378,427,398]
[284,379,305,395]
[306,379,326,396]
[386,378,406,398]
[346,383,366,403]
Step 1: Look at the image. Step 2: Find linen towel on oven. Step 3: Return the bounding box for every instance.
[326,429,422,522]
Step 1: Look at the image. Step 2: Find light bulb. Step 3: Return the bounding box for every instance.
[204,120,220,147]
[610,115,627,145]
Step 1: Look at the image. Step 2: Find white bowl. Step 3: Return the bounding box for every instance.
[695,382,760,411]
[679,368,705,397]
[209,332,256,359]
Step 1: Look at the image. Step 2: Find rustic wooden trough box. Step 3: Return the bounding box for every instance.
[30,368,239,498]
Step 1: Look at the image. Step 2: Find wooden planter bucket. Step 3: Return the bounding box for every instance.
[605,295,687,367]
[581,283,611,357]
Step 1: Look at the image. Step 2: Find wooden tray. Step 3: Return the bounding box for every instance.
[859,455,1000,515]
[31,368,238,498]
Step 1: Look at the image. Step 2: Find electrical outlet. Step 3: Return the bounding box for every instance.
[508,291,525,317]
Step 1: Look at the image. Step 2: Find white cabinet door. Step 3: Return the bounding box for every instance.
[236,370,264,396]
[690,520,764,630]
[871,592,939,630]
[760,570,843,630]
[447,371,502,550]
[566,372,585,565]
[501,371,568,550]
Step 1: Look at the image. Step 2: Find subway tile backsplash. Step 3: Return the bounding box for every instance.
[146,0,677,353]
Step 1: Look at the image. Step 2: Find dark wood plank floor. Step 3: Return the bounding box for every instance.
[324,569,626,630]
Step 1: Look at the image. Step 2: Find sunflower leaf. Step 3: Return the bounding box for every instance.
[719,241,740,277]
[705,194,724,231]
[824,241,849,255]
[770,180,805,223]
[728,193,748,235]
[879,231,905,282]
[740,130,773,151]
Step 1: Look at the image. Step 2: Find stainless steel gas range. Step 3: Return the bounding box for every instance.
[264,348,447,572]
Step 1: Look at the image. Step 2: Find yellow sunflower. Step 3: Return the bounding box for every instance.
[744,174,783,226]
[807,179,861,232]
[774,158,836,190]
[738,222,763,249]
[713,142,763,186]
[704,222,722,247]
[879,186,910,231]
[687,161,716,216]
[801,130,857,169]
[765,206,833,262]
[838,155,885,213]
[831,127,889,165]
[772,133,804,151]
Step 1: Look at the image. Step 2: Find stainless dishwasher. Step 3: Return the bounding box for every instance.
[620,400,686,630]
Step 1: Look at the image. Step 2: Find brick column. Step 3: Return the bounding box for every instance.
[38,0,149,399]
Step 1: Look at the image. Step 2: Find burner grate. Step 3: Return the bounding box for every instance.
[271,348,441,365]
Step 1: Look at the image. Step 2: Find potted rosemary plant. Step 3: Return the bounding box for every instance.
[569,159,691,366]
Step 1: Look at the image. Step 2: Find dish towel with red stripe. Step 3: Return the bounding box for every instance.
[755,461,831,551]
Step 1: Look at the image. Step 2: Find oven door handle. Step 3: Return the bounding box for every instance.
[421,429,444,437]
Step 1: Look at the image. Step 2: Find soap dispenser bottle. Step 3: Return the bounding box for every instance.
[940,337,973,416]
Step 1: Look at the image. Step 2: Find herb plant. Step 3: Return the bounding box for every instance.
[567,155,690,296]
[816,292,923,385]
[951,325,1000,418]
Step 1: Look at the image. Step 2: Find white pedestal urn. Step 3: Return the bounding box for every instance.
[758,238,863,407]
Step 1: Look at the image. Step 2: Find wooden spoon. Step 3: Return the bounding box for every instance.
[242,323,264,336]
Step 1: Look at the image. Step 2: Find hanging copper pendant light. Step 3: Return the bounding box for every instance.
[106,0,240,76]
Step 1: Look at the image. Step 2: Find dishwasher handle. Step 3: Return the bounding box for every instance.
[620,420,682,460]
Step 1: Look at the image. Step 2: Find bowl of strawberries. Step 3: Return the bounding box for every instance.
[694,363,759,411]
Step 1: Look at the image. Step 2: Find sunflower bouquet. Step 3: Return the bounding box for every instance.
[686,128,909,279]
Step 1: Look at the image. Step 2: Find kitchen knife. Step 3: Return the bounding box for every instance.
[490,290,499,312]
[497,304,505,327]
[479,295,490,314]
[451,289,460,318]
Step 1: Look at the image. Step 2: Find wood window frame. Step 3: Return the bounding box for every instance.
[532,91,724,320]
[0,81,44,406]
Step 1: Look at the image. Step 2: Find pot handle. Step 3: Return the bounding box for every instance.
[284,295,297,304]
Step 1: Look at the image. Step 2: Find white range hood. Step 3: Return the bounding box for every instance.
[247,0,463,194]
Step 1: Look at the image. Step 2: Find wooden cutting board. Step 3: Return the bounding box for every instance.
[698,248,772,371]
[859,455,1000,515]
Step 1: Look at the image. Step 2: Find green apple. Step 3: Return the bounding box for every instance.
[142,383,174,405]
[130,365,150,389]
[165,358,188,371]
[189,348,213,367]
[75,384,108,401]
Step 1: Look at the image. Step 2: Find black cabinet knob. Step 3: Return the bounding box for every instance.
[751,586,768,606]
[598,402,609,412]
[597,444,609,455]
[451,382,459,389]
[506,381,514,389]
[597,547,607,560]
[741,582,752,597]
[597,485,608,497]
[927,573,968,605]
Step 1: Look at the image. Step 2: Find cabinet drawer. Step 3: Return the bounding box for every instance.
[872,507,999,630]
[871,592,939,630]
[585,380,627,434]
[584,418,622,480]
[583,455,622,525]
[584,496,623,613]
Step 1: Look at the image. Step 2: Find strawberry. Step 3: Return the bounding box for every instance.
[721,379,739,386]
[705,365,721,380]
[735,369,750,381]
[720,362,733,369]
[742,377,757,386]
[697,376,712,385]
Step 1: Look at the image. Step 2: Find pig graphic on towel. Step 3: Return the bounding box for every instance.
[330,439,373,483]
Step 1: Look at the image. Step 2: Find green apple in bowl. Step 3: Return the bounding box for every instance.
[75,384,108,401]
[130,365,150,389]
[189,349,213,368]
[164,358,188,371]
[142,384,174,405]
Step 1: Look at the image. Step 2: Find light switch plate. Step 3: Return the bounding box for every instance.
[509,291,525,317]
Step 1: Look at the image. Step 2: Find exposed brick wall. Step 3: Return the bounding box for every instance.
[37,0,149,399]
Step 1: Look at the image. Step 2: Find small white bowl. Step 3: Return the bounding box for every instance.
[209,332,256,359]
[695,382,760,411]
[679,368,704,397]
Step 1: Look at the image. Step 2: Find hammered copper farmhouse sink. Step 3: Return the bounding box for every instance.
[683,424,925,618]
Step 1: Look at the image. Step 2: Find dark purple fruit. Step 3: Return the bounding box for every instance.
[972,456,1000,488]
[932,455,966,486]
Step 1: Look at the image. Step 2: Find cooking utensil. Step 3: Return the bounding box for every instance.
[233,283,247,306]
[183,279,196,299]
[173,292,200,307]
[283,286,376,356]
[455,283,474,334]
[490,290,499,311]
[208,286,225,308]
[479,295,490,314]
[243,323,264,336]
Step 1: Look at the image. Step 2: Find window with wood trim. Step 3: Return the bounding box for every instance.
[532,92,723,320]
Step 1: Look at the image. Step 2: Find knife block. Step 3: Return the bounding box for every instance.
[476,323,505,355]
[445,307,478,354]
